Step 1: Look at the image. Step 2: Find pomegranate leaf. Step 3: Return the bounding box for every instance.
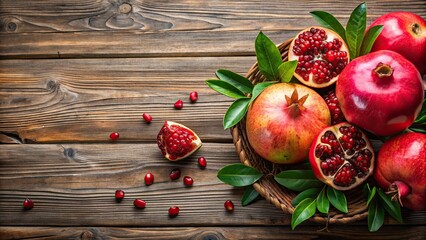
[241,185,260,206]
[250,81,277,104]
[223,98,251,129]
[217,163,263,187]
[345,2,367,59]
[255,31,283,81]
[291,198,317,230]
[326,187,348,213]
[367,186,377,206]
[292,188,322,206]
[310,11,346,42]
[316,187,330,214]
[359,25,383,56]
[278,60,298,83]
[216,69,254,94]
[368,197,385,232]
[206,80,247,99]
[409,127,426,134]
[377,188,403,223]
[274,170,324,191]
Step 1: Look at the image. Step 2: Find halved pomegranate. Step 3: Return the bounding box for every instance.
[309,123,374,191]
[157,121,202,161]
[288,27,350,88]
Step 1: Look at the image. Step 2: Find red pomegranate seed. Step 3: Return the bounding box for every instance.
[144,172,154,186]
[189,91,198,102]
[115,189,125,200]
[224,200,234,212]
[109,132,120,141]
[174,100,183,109]
[169,168,181,180]
[23,198,34,210]
[198,157,207,168]
[133,199,146,209]
[183,176,193,186]
[142,113,152,123]
[168,206,180,217]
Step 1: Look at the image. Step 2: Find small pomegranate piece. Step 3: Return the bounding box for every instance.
[115,190,125,200]
[133,199,146,209]
[157,121,202,161]
[309,122,375,191]
[323,90,346,125]
[198,157,207,168]
[109,132,120,141]
[169,206,180,217]
[183,176,194,186]
[169,168,181,180]
[174,100,183,109]
[144,172,154,186]
[23,198,34,210]
[224,200,234,212]
[142,113,152,123]
[189,91,198,102]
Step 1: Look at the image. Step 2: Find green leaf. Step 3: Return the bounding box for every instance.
[241,185,260,206]
[255,32,283,81]
[223,98,251,129]
[345,2,367,59]
[217,163,263,187]
[250,81,276,104]
[316,187,330,214]
[408,127,426,133]
[292,188,322,206]
[206,80,247,99]
[327,187,348,213]
[359,25,383,56]
[367,186,377,206]
[274,170,324,192]
[215,69,254,94]
[368,197,385,232]
[310,11,346,42]
[377,189,403,223]
[291,198,317,230]
[278,60,298,83]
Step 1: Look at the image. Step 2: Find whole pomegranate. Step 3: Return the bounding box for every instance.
[246,83,331,164]
[368,12,426,75]
[374,132,426,211]
[336,50,424,136]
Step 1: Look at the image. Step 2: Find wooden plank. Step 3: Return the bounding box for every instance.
[0,57,257,143]
[0,226,425,240]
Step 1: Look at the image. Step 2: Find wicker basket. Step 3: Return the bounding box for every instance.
[231,38,369,224]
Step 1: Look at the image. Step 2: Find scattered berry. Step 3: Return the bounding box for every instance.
[109,132,120,141]
[189,91,198,102]
[183,176,194,186]
[168,206,180,217]
[198,157,207,168]
[224,200,234,212]
[142,113,153,123]
[23,198,34,210]
[174,100,183,109]
[115,190,125,200]
[169,168,181,180]
[144,172,154,186]
[133,199,146,209]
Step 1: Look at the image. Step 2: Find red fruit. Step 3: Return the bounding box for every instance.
[144,172,154,186]
[142,113,152,123]
[336,50,424,136]
[224,200,234,211]
[168,206,180,217]
[368,12,426,75]
[157,121,202,161]
[23,198,34,210]
[169,168,181,180]
[183,176,193,186]
[189,91,198,102]
[288,27,350,88]
[115,190,125,200]
[374,132,426,211]
[309,123,375,191]
[198,157,207,168]
[133,199,146,209]
[246,83,330,164]
[323,90,346,125]
[109,132,120,141]
[174,100,183,109]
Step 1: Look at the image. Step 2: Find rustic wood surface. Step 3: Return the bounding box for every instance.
[0,0,425,239]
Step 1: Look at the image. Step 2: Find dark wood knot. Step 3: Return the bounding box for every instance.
[119,3,132,14]
[81,230,93,240]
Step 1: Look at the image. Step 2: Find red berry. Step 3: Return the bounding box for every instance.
[23,198,34,210]
[142,113,153,123]
[183,176,193,186]
[189,91,198,102]
[224,200,234,212]
[144,172,154,186]
[133,199,146,209]
[109,132,120,141]
[168,206,180,217]
[169,168,181,180]
[115,189,125,200]
[174,100,183,109]
[198,157,207,168]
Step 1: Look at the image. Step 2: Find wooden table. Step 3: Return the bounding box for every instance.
[0,0,425,239]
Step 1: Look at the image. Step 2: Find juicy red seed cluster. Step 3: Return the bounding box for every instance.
[339,126,367,155]
[349,149,373,176]
[333,163,357,187]
[157,125,196,160]
[320,130,342,154]
[319,153,344,176]
[323,91,346,125]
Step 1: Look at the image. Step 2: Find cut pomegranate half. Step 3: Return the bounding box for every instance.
[288,27,350,88]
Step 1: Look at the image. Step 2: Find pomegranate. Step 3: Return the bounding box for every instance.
[374,132,426,211]
[198,157,207,168]
[368,12,426,75]
[109,132,119,141]
[336,50,424,136]
[142,113,152,123]
[323,90,346,125]
[309,123,375,191]
[115,190,125,200]
[224,200,234,212]
[246,83,330,164]
[169,206,180,217]
[23,198,34,210]
[157,121,202,161]
[288,27,350,88]
[174,100,183,109]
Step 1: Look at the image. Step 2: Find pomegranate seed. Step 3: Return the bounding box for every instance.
[198,157,207,168]
[168,206,180,217]
[183,176,193,186]
[23,198,34,210]
[169,168,181,180]
[109,132,120,141]
[142,113,152,123]
[189,91,198,102]
[115,189,125,200]
[144,172,154,186]
[133,199,146,209]
[174,100,183,109]
[224,200,234,212]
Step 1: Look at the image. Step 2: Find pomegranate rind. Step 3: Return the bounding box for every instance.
[157,121,202,161]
